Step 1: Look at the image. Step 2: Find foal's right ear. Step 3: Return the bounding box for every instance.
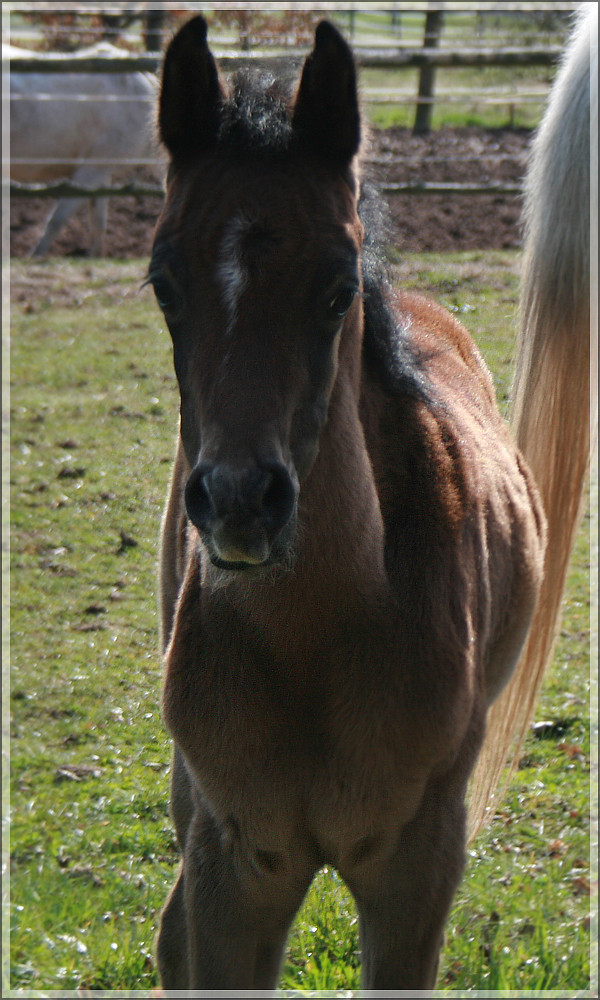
[158,15,224,158]
[292,20,360,166]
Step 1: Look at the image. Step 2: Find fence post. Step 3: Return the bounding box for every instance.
[348,8,356,39]
[413,5,445,134]
[238,10,252,52]
[144,7,165,53]
[99,9,137,43]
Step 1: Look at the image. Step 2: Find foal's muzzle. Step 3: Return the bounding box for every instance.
[184,461,298,569]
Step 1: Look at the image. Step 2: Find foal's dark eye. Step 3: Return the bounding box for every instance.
[151,274,178,313]
[328,286,357,318]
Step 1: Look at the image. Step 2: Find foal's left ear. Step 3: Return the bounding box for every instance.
[158,15,225,159]
[292,21,360,165]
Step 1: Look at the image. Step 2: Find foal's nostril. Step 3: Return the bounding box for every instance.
[184,463,215,533]
[261,464,298,533]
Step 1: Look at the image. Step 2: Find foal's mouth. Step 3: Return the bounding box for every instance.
[210,554,271,572]
[204,531,298,581]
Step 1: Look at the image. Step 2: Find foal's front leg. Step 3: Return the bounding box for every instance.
[347,768,471,991]
[182,804,314,989]
[156,748,194,988]
[156,863,188,989]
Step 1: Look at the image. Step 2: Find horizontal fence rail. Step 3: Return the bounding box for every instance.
[365,90,548,104]
[6,45,562,73]
[8,179,523,199]
[8,90,549,107]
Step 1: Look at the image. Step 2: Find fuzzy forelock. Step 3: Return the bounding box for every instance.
[216,70,296,156]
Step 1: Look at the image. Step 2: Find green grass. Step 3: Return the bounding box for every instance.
[7,254,593,994]
[362,64,552,131]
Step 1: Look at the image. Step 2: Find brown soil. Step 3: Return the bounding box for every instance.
[9,126,530,259]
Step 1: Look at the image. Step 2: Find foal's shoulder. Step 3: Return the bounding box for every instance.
[360,284,521,537]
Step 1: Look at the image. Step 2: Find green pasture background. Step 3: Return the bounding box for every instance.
[7,253,594,994]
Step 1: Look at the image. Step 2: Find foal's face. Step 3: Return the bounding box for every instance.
[151,159,362,571]
[152,15,363,573]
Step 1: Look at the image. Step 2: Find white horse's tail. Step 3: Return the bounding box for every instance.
[469,2,598,837]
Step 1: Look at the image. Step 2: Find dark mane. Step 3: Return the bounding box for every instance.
[358,184,431,403]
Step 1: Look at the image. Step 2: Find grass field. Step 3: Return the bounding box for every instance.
[6,253,594,995]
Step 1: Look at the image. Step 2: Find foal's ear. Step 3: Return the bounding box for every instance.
[292,21,360,165]
[158,15,224,158]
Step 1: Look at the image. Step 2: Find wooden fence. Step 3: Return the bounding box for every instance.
[7,45,561,71]
[8,42,559,201]
[9,179,523,199]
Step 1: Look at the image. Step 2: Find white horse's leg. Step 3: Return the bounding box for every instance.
[31,196,86,257]
[31,167,109,257]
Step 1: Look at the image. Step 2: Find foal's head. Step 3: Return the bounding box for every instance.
[151,16,364,574]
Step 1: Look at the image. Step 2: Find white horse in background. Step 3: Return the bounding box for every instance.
[8,42,160,257]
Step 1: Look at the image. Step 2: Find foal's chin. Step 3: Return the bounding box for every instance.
[201,536,298,591]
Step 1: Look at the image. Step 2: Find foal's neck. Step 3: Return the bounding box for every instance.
[300,371,387,599]
[203,342,390,657]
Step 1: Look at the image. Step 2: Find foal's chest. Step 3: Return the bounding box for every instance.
[163,599,444,854]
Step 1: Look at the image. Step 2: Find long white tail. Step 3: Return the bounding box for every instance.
[469,2,598,837]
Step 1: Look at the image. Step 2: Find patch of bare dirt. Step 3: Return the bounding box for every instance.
[9,127,530,259]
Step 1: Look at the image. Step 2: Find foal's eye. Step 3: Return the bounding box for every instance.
[328,286,358,319]
[151,274,178,313]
